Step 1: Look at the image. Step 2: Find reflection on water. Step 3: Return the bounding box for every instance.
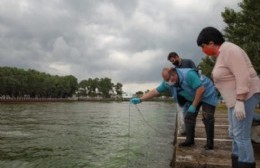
[0,101,176,168]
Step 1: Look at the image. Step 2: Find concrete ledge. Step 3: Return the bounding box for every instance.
[251,126,260,143]
[175,143,232,168]
[177,137,232,142]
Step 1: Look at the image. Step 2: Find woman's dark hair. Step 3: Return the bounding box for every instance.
[196,27,225,46]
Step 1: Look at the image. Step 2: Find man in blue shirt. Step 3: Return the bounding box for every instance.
[130,67,218,150]
[168,52,198,136]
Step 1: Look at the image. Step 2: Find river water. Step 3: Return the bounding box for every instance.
[0,101,177,168]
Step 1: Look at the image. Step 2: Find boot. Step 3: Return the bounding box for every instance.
[231,154,238,168]
[203,117,214,150]
[237,162,256,168]
[179,112,196,147]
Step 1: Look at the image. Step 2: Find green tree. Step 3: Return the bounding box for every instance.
[197,57,215,79]
[114,82,123,96]
[98,77,114,98]
[135,91,144,97]
[62,75,78,97]
[0,66,124,99]
[78,79,89,96]
[221,0,260,73]
[88,78,99,97]
[0,67,78,98]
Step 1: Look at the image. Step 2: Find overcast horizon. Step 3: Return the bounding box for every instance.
[0,0,241,94]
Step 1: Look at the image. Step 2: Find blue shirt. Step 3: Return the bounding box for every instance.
[156,70,202,101]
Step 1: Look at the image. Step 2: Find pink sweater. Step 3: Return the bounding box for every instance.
[212,42,260,108]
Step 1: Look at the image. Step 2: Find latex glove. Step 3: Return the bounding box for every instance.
[234,100,246,120]
[130,98,142,104]
[187,105,196,113]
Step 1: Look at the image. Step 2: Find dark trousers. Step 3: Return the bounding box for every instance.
[184,102,215,149]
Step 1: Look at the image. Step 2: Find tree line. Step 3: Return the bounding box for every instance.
[0,67,123,98]
[78,78,123,98]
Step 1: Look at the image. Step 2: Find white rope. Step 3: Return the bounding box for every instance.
[127,103,131,168]
[127,103,173,168]
[133,104,168,135]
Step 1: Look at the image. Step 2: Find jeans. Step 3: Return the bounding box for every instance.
[228,93,260,163]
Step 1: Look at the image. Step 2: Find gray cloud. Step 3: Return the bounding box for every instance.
[0,0,241,93]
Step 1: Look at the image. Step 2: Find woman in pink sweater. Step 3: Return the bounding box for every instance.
[196,27,260,168]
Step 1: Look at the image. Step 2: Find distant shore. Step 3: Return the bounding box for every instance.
[0,97,76,103]
[0,97,173,103]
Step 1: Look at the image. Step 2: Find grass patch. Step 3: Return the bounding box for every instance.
[216,103,227,113]
[216,103,260,114]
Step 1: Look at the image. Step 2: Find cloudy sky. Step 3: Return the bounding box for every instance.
[0,0,241,94]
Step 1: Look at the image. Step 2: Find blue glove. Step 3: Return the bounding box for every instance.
[130,98,142,104]
[188,105,196,113]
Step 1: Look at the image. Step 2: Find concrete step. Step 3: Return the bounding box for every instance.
[252,126,260,143]
[174,112,232,168]
[195,126,230,139]
[174,110,260,168]
[175,141,260,168]
[175,138,232,168]
[196,116,228,122]
[178,124,230,139]
[253,143,260,167]
[177,137,232,150]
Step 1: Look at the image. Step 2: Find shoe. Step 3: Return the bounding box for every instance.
[231,154,238,168]
[204,144,213,150]
[203,117,214,151]
[180,132,186,136]
[238,161,256,168]
[252,119,260,126]
[181,112,197,147]
[178,141,194,147]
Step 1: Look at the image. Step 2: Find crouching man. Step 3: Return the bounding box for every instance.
[130,67,218,150]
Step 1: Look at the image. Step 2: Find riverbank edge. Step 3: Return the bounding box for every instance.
[0,97,174,103]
